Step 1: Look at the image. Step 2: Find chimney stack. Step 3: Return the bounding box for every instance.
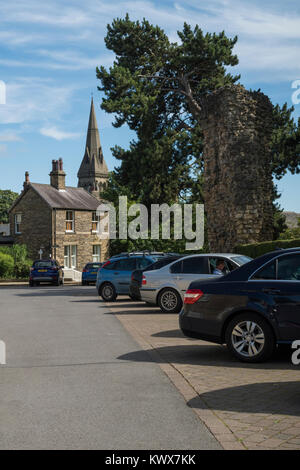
[50,159,66,190]
[23,171,30,190]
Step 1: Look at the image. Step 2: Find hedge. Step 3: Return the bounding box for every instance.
[0,252,14,278]
[0,244,32,279]
[235,238,300,259]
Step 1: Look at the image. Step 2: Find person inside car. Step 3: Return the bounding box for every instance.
[213,259,225,275]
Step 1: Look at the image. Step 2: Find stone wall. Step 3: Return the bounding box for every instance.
[53,209,109,270]
[201,85,274,252]
[10,187,52,259]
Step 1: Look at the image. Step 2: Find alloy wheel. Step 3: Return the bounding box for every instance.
[231,321,265,358]
[161,290,178,311]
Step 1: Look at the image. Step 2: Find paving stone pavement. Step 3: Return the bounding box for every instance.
[105,297,300,450]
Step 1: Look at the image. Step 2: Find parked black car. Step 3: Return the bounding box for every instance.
[180,248,300,363]
[129,255,183,301]
[29,259,64,286]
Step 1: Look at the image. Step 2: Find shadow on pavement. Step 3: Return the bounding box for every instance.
[187,381,300,416]
[152,329,186,338]
[15,286,98,298]
[117,344,297,371]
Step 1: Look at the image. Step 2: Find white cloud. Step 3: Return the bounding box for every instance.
[40,126,80,141]
[0,132,22,142]
[0,78,77,125]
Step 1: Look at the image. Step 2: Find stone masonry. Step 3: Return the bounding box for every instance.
[201,85,274,252]
[10,188,52,260]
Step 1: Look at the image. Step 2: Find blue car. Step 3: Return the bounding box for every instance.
[29,259,64,287]
[82,262,103,285]
[96,253,162,301]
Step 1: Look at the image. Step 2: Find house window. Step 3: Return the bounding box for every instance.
[92,245,101,262]
[66,211,74,232]
[15,214,22,234]
[92,211,100,233]
[64,245,77,269]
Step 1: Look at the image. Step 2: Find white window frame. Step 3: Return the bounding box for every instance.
[92,211,100,233]
[64,246,70,268]
[15,213,22,234]
[92,245,101,263]
[64,245,77,269]
[66,210,74,232]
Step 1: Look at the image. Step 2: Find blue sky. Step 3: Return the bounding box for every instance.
[0,0,299,211]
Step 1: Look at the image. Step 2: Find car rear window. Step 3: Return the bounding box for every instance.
[85,263,102,270]
[33,261,53,268]
[144,256,181,271]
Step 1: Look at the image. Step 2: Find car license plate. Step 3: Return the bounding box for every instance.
[91,272,97,274]
[38,269,47,272]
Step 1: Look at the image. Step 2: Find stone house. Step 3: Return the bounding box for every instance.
[8,98,110,269]
[9,160,109,270]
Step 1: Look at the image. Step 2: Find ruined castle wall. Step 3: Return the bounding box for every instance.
[202,85,274,252]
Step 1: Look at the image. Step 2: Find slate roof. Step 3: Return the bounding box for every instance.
[30,183,101,210]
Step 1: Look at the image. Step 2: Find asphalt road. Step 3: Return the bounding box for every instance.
[0,285,220,450]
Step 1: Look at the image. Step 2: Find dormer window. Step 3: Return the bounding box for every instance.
[66,211,74,232]
[15,214,22,234]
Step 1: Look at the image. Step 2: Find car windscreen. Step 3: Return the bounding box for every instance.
[33,261,53,268]
[231,255,253,266]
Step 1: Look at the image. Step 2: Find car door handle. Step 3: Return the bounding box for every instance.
[262,288,281,295]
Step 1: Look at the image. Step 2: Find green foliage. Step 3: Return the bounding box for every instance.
[271,104,300,179]
[278,217,300,240]
[0,252,14,278]
[0,189,19,223]
[236,239,300,259]
[0,244,32,278]
[97,16,240,207]
[98,15,300,246]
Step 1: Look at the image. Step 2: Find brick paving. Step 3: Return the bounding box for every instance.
[105,297,300,450]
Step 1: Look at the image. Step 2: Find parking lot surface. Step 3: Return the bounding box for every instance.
[106,297,300,450]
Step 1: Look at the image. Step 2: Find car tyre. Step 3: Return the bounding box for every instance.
[158,288,182,313]
[99,283,117,302]
[225,312,276,363]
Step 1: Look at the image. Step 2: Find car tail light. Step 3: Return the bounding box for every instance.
[142,275,147,285]
[30,267,34,271]
[184,289,204,304]
[131,273,134,281]
[82,269,87,273]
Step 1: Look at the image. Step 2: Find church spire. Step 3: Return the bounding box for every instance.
[77,97,108,198]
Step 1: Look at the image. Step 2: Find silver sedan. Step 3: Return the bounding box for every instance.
[140,253,252,313]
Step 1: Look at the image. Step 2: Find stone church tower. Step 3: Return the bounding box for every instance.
[77,97,108,199]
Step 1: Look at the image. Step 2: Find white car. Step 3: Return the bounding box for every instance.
[140,253,252,313]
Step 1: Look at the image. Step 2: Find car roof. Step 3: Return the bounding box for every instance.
[109,254,156,261]
[33,259,55,263]
[219,247,300,282]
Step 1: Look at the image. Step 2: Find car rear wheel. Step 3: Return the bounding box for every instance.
[158,288,182,313]
[99,283,117,302]
[225,313,275,363]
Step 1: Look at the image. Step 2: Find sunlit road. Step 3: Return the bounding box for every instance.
[0,285,220,450]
